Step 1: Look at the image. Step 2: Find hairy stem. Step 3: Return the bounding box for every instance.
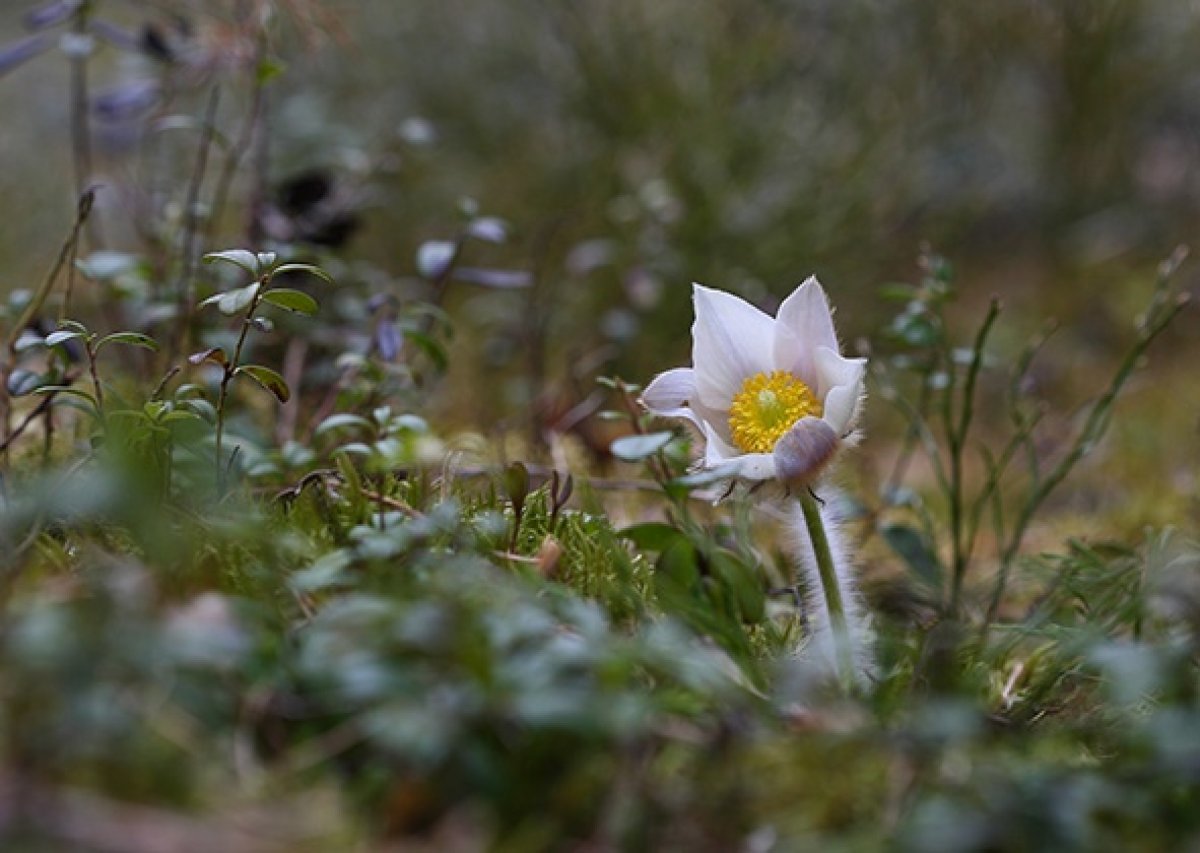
[797,488,853,686]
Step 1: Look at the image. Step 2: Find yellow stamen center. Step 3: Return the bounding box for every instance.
[728,371,821,454]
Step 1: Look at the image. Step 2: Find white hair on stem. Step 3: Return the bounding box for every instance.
[785,490,874,684]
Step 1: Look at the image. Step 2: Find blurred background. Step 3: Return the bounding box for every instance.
[1,0,1197,522]
[3,4,1200,847]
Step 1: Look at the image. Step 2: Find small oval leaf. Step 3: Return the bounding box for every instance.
[315,413,373,437]
[619,522,684,552]
[203,249,259,276]
[261,287,318,315]
[188,347,227,366]
[416,240,455,279]
[271,263,334,284]
[503,462,530,514]
[6,368,45,397]
[610,431,673,461]
[216,282,260,316]
[44,330,86,348]
[234,364,290,403]
[96,331,158,352]
[881,523,944,591]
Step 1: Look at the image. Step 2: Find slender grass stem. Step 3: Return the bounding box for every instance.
[947,298,1000,615]
[172,87,222,361]
[68,3,103,250]
[980,288,1190,638]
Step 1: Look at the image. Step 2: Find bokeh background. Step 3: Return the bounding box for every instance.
[1,0,1197,524]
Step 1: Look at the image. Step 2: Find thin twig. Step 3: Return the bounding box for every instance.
[5,191,96,355]
[68,3,102,249]
[171,86,222,361]
[205,34,267,250]
[947,298,1000,614]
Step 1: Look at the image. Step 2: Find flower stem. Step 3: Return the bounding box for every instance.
[797,488,854,685]
[214,283,264,495]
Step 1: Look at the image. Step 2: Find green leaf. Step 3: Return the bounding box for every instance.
[619,522,684,552]
[656,538,700,591]
[160,409,201,424]
[710,550,766,624]
[187,347,227,366]
[215,282,260,316]
[405,330,447,371]
[878,282,918,302]
[34,385,99,410]
[203,249,260,276]
[314,413,373,437]
[96,331,158,352]
[77,251,139,280]
[6,368,44,397]
[503,462,530,516]
[610,431,672,461]
[271,263,334,284]
[261,288,319,315]
[881,523,944,591]
[416,241,456,279]
[180,398,217,423]
[13,330,45,353]
[334,442,373,457]
[290,551,353,593]
[234,364,290,403]
[44,330,86,348]
[256,56,286,84]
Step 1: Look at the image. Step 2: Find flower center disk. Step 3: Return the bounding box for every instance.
[728,371,821,454]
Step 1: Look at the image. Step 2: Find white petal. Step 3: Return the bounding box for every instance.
[773,276,839,387]
[642,367,699,426]
[701,420,740,465]
[692,283,776,410]
[815,347,867,435]
[700,422,777,481]
[693,397,734,444]
[731,453,778,480]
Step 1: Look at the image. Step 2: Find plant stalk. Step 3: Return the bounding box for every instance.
[214,282,265,494]
[797,489,854,686]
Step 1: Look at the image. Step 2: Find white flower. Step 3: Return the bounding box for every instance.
[642,277,866,483]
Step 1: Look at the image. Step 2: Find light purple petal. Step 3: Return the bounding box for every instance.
[773,417,839,485]
[642,367,699,426]
[692,284,775,411]
[773,276,839,388]
[815,347,867,435]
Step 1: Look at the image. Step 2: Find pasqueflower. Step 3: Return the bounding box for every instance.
[642,277,866,484]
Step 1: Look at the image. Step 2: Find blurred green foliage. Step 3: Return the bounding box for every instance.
[0,1,1197,850]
